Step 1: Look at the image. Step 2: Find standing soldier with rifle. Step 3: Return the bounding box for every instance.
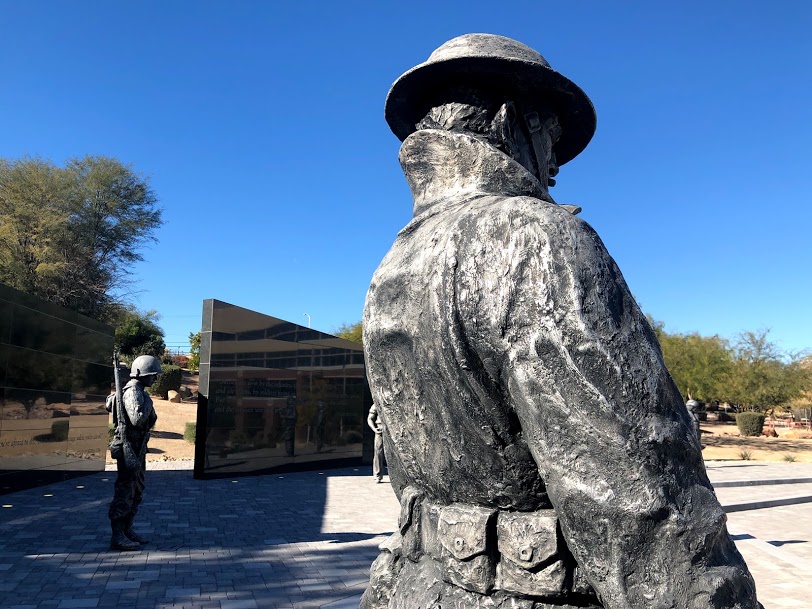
[107,354,160,551]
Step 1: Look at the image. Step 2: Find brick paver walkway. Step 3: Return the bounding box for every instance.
[0,461,809,609]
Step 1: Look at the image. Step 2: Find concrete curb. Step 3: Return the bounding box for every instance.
[724,495,812,513]
[714,477,812,488]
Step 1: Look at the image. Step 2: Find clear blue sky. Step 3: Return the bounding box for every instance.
[1,1,810,355]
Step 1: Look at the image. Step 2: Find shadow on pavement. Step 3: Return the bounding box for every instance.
[0,467,393,608]
[767,539,807,547]
[705,463,768,468]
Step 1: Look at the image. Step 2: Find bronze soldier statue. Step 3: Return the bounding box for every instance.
[361,34,761,609]
[367,403,386,482]
[107,354,160,551]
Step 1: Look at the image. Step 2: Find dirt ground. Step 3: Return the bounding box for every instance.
[132,416,812,465]
[106,372,199,465]
[108,371,812,465]
[700,421,812,463]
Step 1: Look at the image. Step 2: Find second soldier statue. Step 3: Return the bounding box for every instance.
[107,354,160,551]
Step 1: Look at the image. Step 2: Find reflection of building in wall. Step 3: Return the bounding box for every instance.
[0,283,113,494]
[194,300,372,479]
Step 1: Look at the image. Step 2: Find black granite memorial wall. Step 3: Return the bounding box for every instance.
[194,300,372,479]
[0,283,114,494]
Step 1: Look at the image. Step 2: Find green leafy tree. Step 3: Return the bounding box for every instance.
[789,356,812,413]
[649,318,811,410]
[335,321,363,344]
[188,331,201,372]
[728,330,809,411]
[0,157,70,300]
[658,331,733,402]
[114,307,166,361]
[0,155,162,320]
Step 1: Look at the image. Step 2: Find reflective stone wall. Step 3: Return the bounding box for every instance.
[194,300,372,478]
[0,283,114,494]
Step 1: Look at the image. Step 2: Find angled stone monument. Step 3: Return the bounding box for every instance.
[361,34,761,609]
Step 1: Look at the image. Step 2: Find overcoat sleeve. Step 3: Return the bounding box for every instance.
[457,198,757,609]
[123,385,157,430]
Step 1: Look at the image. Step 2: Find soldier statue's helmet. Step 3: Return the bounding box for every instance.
[129,355,162,379]
[385,33,597,166]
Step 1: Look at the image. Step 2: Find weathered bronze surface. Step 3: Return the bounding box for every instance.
[108,354,159,551]
[361,33,761,609]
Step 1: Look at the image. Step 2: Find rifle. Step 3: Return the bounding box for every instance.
[113,351,125,429]
[110,352,126,461]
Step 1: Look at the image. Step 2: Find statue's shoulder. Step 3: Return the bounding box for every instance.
[467,195,608,262]
[472,194,586,228]
[123,379,148,403]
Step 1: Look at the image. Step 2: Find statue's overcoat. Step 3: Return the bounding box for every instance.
[363,129,758,608]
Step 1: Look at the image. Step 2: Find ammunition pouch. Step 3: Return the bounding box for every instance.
[121,436,141,471]
[109,436,124,461]
[394,487,596,602]
[110,432,141,472]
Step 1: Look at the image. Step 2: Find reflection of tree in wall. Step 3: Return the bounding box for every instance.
[207,380,236,450]
[20,392,45,419]
[10,361,71,420]
[333,378,365,441]
[300,377,365,446]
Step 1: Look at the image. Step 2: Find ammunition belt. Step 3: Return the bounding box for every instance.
[393,486,595,600]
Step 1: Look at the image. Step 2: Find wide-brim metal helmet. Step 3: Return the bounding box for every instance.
[130,354,162,378]
[385,33,597,166]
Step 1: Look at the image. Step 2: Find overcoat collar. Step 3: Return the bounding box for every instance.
[399,129,549,217]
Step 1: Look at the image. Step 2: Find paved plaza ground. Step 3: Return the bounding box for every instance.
[0,461,810,609]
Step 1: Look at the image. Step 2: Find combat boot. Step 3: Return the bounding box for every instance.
[110,519,140,551]
[123,514,150,544]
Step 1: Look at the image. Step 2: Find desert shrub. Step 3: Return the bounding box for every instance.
[737,412,765,437]
[184,422,196,443]
[344,430,363,444]
[50,420,70,441]
[172,354,190,368]
[783,453,797,462]
[149,365,182,399]
[738,449,753,460]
